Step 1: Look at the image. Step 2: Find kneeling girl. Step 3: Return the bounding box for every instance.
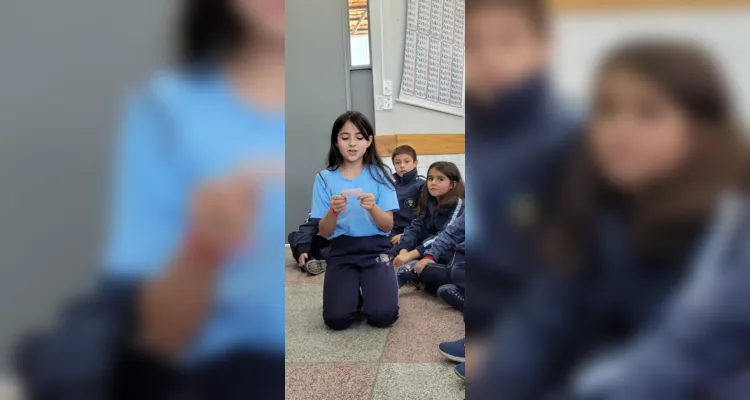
[312,111,400,331]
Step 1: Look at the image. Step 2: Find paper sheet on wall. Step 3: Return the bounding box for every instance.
[398,0,465,117]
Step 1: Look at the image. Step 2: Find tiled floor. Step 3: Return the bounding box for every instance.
[285,250,466,400]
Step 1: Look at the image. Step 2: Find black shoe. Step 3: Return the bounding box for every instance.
[396,264,419,288]
[437,284,464,311]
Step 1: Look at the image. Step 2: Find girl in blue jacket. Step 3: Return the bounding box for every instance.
[393,161,465,270]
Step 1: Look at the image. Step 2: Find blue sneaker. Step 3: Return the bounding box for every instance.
[455,362,465,380]
[438,338,465,362]
[396,264,419,288]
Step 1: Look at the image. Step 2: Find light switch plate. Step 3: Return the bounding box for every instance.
[383,80,393,96]
[383,95,393,110]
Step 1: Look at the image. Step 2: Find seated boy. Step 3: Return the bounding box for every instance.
[288,213,330,275]
[397,213,465,312]
[390,145,425,245]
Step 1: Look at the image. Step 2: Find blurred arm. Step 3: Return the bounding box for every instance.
[608,261,750,399]
[468,272,593,400]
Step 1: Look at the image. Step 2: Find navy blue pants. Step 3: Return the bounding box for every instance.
[323,236,399,330]
[450,252,466,290]
[415,252,466,293]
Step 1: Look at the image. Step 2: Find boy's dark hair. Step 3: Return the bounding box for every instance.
[323,111,395,189]
[391,145,418,162]
[177,0,245,68]
[416,161,465,218]
[466,0,549,33]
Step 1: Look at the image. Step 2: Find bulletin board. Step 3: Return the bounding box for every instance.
[398,0,465,117]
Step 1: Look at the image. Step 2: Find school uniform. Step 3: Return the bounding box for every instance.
[469,193,750,400]
[394,197,465,262]
[421,214,466,311]
[465,75,579,335]
[420,214,466,291]
[287,213,330,262]
[311,166,401,331]
[392,169,426,236]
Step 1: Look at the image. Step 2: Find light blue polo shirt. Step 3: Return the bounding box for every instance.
[103,67,285,364]
[311,166,399,239]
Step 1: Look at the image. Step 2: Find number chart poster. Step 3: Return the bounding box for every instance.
[398,0,465,116]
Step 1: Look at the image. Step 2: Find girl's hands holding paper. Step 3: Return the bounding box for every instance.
[330,195,347,214]
[358,193,376,211]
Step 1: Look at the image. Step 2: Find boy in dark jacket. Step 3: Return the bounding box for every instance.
[390,145,425,245]
[464,0,577,336]
[288,213,330,275]
[439,0,579,380]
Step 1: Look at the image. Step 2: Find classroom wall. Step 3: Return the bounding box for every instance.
[368,0,465,184]
[368,0,465,135]
[552,7,750,121]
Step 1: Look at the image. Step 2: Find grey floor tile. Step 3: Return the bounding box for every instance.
[285,285,389,363]
[370,363,465,400]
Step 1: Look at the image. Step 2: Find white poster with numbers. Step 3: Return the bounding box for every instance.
[398,0,465,117]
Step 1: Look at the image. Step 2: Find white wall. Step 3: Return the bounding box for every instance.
[552,7,750,122]
[369,0,465,135]
[382,153,466,182]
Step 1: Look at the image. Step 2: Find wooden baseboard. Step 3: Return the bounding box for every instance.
[375,133,465,157]
[553,0,750,11]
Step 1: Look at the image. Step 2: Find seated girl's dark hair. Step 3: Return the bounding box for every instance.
[177,0,245,68]
[416,161,465,218]
[324,111,394,189]
[546,38,750,271]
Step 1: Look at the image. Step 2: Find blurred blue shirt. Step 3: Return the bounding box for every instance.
[310,167,399,239]
[103,67,285,364]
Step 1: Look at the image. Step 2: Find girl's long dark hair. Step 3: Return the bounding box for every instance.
[177,0,245,67]
[416,161,465,218]
[323,111,395,189]
[546,38,750,270]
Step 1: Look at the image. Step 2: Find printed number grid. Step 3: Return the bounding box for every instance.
[401,0,465,109]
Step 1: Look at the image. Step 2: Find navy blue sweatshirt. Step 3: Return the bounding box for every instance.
[465,75,579,333]
[470,194,750,400]
[425,213,465,260]
[395,197,464,258]
[288,213,322,254]
[287,213,330,261]
[392,169,426,235]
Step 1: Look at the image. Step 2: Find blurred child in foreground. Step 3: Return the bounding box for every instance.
[441,0,579,379]
[470,39,750,400]
[16,1,287,398]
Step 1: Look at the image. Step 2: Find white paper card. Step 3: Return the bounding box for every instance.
[341,188,364,197]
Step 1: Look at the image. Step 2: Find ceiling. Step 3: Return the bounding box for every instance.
[349,0,369,36]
